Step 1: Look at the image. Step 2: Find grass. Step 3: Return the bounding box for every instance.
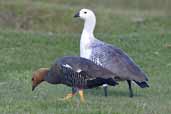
[0,0,171,114]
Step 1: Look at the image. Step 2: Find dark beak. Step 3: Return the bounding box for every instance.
[74,12,80,18]
[32,86,35,91]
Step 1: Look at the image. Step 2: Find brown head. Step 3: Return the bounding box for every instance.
[32,68,49,91]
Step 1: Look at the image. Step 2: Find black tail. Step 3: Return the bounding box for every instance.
[134,81,149,88]
[105,78,119,86]
[87,78,118,89]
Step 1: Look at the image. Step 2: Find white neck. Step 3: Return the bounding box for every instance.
[80,15,96,58]
[81,16,96,39]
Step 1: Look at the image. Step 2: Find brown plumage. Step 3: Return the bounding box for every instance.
[32,56,118,102]
[32,68,49,91]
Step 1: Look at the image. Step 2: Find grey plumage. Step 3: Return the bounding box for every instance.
[75,8,149,97]
[83,35,149,97]
[90,38,148,82]
[44,56,118,89]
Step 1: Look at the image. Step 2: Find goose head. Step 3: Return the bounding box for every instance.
[32,68,49,91]
[74,8,96,35]
[74,9,96,21]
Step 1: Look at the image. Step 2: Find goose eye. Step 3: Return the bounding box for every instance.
[84,12,87,14]
[32,78,34,81]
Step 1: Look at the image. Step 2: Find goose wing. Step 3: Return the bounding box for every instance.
[91,41,148,82]
[57,56,118,80]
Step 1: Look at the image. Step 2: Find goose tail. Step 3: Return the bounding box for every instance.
[134,81,149,88]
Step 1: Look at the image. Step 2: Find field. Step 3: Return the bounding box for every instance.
[0,0,171,114]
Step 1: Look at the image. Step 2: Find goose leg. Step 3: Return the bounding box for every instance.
[63,88,77,100]
[127,80,133,97]
[103,84,108,97]
[78,89,85,102]
[63,93,76,100]
[72,87,77,94]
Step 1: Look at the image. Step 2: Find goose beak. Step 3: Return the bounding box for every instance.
[32,86,36,91]
[74,12,80,18]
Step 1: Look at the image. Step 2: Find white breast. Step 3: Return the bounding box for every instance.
[80,47,92,59]
[80,32,92,59]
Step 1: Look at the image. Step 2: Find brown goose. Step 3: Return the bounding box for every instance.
[32,56,118,102]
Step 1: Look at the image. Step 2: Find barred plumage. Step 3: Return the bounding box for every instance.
[44,56,118,89]
[75,8,149,97]
[32,56,118,101]
[60,65,88,88]
[32,56,119,102]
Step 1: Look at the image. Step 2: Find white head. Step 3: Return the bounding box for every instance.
[74,9,96,21]
[74,9,96,34]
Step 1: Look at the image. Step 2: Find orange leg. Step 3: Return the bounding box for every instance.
[63,93,76,100]
[78,90,85,102]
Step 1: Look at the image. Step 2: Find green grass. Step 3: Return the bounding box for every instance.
[0,0,171,114]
